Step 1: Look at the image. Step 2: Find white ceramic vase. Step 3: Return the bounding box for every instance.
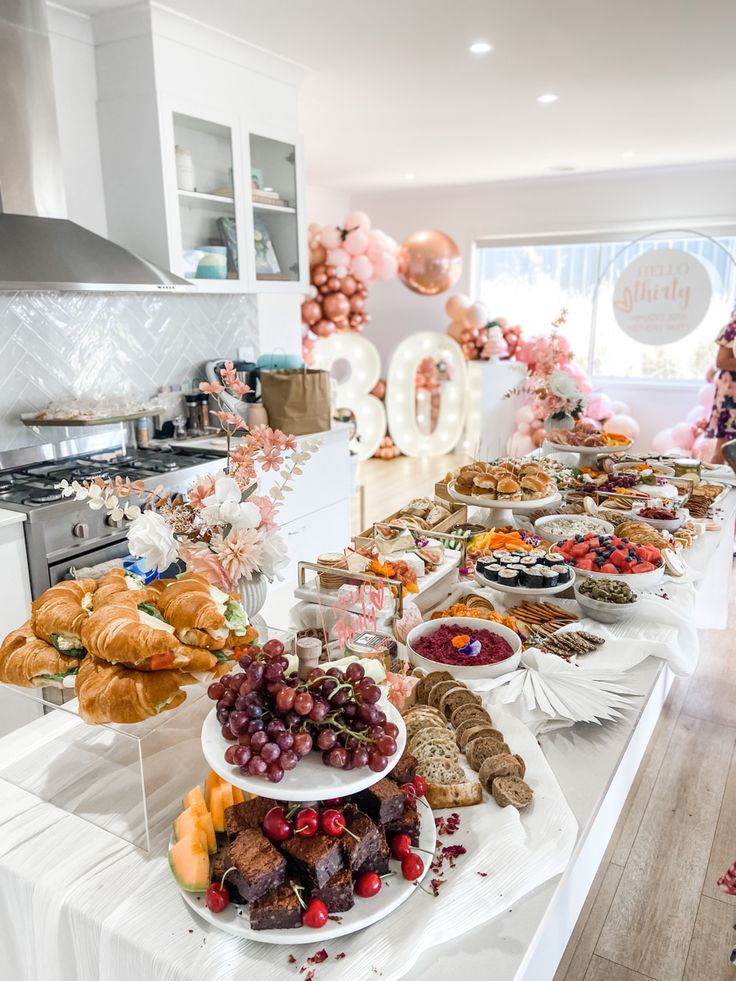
[237,572,268,618]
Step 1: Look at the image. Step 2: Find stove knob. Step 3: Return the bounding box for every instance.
[72,522,90,539]
[105,514,124,529]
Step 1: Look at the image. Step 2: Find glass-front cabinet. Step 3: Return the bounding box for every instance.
[164,108,306,292]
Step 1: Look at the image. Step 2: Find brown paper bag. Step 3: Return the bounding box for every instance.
[260,368,332,436]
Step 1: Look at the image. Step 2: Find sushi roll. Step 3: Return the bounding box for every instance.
[552,564,570,583]
[492,549,510,561]
[482,563,500,582]
[519,555,536,567]
[498,568,519,587]
[521,565,544,588]
[541,567,558,587]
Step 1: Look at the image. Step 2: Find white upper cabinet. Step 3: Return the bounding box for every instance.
[94,4,309,294]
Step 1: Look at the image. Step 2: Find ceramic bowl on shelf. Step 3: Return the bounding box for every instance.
[406,616,522,680]
[573,580,641,623]
[533,514,615,539]
[630,504,688,532]
[548,548,666,591]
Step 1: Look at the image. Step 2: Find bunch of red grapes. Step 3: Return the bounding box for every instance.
[207,640,399,784]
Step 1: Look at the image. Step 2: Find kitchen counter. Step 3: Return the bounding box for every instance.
[0,507,26,530]
[167,422,351,456]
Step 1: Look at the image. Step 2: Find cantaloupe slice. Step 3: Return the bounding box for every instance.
[197,809,217,854]
[209,784,226,833]
[220,780,235,811]
[205,771,221,809]
[183,785,206,812]
[168,833,210,893]
[232,786,245,805]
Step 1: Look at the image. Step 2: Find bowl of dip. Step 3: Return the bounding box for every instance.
[406,616,522,680]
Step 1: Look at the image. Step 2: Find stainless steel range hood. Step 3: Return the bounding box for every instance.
[0,0,189,291]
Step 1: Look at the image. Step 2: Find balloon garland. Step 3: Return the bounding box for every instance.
[445,293,523,360]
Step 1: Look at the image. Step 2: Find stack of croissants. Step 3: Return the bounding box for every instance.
[0,569,258,726]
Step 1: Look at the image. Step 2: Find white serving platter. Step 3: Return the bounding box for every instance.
[473,569,575,598]
[201,701,407,802]
[543,438,633,460]
[448,481,561,513]
[173,796,435,944]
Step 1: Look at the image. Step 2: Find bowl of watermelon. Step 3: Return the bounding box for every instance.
[549,532,666,590]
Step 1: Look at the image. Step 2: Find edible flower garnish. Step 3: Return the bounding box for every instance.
[451,634,471,649]
[450,633,481,657]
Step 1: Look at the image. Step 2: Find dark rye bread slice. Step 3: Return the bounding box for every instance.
[454,715,493,746]
[427,680,460,709]
[457,724,507,752]
[415,671,454,704]
[439,685,482,720]
[466,735,511,772]
[491,775,534,809]
[478,753,526,791]
[451,703,493,728]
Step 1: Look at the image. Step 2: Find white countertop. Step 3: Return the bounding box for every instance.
[169,422,350,455]
[0,489,732,981]
[0,507,26,530]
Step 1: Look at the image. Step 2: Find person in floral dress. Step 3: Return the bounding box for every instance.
[705,314,736,463]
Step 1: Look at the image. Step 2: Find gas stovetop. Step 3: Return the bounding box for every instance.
[0,445,221,510]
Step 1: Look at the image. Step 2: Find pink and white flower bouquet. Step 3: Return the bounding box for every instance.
[60,362,319,590]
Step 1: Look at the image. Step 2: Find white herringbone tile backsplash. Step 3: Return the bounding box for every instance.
[0,291,258,450]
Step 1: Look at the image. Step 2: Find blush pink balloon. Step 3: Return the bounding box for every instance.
[611,400,630,415]
[445,294,469,319]
[691,433,708,460]
[464,302,488,328]
[343,210,372,232]
[517,421,531,435]
[651,428,675,453]
[670,422,695,450]
[586,392,613,421]
[351,254,374,282]
[447,320,465,342]
[531,428,546,448]
[320,225,342,249]
[462,342,477,358]
[698,383,716,411]
[373,252,398,280]
[579,416,598,429]
[460,328,473,343]
[515,405,535,425]
[578,377,594,395]
[686,405,707,426]
[344,229,369,256]
[603,414,640,441]
[529,418,544,430]
[327,247,350,269]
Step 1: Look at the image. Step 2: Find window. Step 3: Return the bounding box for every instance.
[474,233,736,381]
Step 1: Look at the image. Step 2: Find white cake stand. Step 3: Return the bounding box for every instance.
[543,438,633,463]
[448,481,562,528]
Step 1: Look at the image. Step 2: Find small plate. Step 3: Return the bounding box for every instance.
[201,701,406,802]
[473,569,574,597]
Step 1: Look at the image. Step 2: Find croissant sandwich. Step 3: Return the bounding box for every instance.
[0,621,81,688]
[81,595,223,672]
[92,568,150,609]
[75,656,193,725]
[152,574,254,649]
[31,578,97,656]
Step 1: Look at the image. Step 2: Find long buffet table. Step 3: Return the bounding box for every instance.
[0,490,733,981]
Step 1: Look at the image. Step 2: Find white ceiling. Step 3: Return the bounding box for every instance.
[59,0,736,190]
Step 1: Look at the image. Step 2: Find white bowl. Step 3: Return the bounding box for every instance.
[548,548,666,591]
[573,580,640,623]
[630,504,687,532]
[406,616,522,680]
[534,514,615,539]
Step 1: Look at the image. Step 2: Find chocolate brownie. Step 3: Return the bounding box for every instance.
[228,828,286,901]
[357,777,405,824]
[224,796,279,839]
[385,797,420,846]
[310,868,355,913]
[390,750,418,786]
[210,844,245,903]
[281,833,344,890]
[355,825,390,876]
[341,803,382,871]
[249,882,302,931]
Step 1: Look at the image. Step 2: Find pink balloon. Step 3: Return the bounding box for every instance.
[445,294,469,318]
[611,400,630,414]
[447,319,465,342]
[529,418,544,430]
[351,254,374,282]
[531,428,546,448]
[343,210,372,233]
[603,414,640,441]
[686,405,707,426]
[586,391,613,421]
[670,421,694,450]
[465,302,489,328]
[515,405,535,425]
[327,247,350,269]
[507,433,535,457]
[566,361,585,379]
[320,225,342,249]
[705,364,717,383]
[373,252,398,280]
[691,433,707,460]
[517,421,531,435]
[578,377,594,395]
[651,428,675,453]
[698,383,716,411]
[579,416,598,429]
[344,229,369,256]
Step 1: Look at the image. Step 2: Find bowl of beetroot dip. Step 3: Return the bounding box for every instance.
[406,617,522,680]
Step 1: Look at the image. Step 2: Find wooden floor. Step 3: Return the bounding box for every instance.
[356,455,736,981]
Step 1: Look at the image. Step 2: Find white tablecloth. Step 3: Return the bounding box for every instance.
[0,491,732,981]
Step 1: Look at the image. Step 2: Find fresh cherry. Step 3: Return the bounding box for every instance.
[320,808,346,837]
[355,871,382,898]
[262,806,293,842]
[390,832,413,860]
[400,782,418,803]
[412,774,427,798]
[294,807,319,837]
[301,898,329,928]
[401,852,424,882]
[205,882,230,913]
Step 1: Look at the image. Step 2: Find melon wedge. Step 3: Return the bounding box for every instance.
[168,833,210,893]
[173,806,215,854]
[220,780,235,811]
[205,770,221,810]
[232,786,245,805]
[197,809,217,854]
[209,784,226,833]
[183,785,206,812]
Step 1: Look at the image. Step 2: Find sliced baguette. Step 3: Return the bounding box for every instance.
[458,724,507,752]
[478,753,524,791]
[451,703,493,728]
[439,686,481,719]
[466,735,511,771]
[427,680,461,709]
[414,671,454,704]
[425,779,483,809]
[491,775,534,810]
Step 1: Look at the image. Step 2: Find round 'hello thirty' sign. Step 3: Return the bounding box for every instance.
[612,247,712,345]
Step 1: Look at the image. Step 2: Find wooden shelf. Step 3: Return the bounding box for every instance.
[178,189,235,209]
[253,201,296,214]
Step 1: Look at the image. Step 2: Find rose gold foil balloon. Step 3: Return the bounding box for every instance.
[371,379,386,400]
[341,275,358,296]
[301,299,322,326]
[327,276,341,291]
[312,264,328,286]
[310,245,326,267]
[325,264,336,277]
[397,229,462,295]
[460,328,473,343]
[349,294,365,313]
[322,291,350,323]
[313,318,336,338]
[319,283,330,295]
[447,320,465,343]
